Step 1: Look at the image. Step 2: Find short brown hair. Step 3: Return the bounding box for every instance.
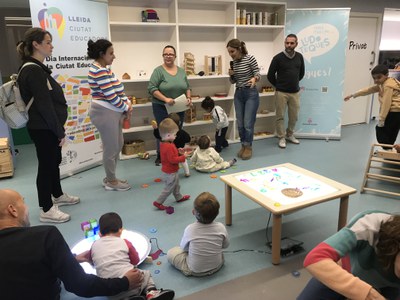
[376,215,400,271]
[197,135,211,150]
[159,118,178,141]
[168,113,181,127]
[99,212,123,235]
[193,192,220,224]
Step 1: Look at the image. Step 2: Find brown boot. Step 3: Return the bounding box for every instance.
[237,145,245,158]
[241,145,252,160]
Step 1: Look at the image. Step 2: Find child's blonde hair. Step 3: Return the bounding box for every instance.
[193,192,220,224]
[159,118,178,141]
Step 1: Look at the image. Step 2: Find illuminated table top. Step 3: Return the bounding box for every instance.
[71,229,151,274]
[220,163,356,214]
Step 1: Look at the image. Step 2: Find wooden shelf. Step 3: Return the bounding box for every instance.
[108,0,286,160]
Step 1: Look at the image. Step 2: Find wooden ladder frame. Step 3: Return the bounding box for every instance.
[361,143,400,197]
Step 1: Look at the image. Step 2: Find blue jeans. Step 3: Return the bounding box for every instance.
[234,87,259,146]
[152,102,185,154]
[297,277,400,300]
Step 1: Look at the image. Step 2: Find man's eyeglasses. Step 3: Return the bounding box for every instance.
[163,53,175,57]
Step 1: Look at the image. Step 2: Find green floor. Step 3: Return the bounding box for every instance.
[1,122,399,299]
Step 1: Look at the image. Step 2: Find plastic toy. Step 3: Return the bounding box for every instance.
[137,152,150,160]
[80,219,99,241]
[165,206,174,214]
[141,9,159,22]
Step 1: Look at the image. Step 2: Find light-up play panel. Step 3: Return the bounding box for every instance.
[220,163,357,265]
[71,230,151,274]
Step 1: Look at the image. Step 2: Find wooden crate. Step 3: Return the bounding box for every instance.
[0,138,13,178]
[122,140,145,156]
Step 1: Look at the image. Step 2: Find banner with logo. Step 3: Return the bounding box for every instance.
[286,9,350,139]
[29,0,108,176]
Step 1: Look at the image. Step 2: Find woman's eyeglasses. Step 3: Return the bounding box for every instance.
[163,53,175,57]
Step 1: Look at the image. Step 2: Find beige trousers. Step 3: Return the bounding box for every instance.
[167,246,224,277]
[275,91,300,138]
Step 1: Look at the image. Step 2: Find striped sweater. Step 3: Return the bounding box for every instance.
[304,211,400,300]
[230,54,260,88]
[88,62,129,112]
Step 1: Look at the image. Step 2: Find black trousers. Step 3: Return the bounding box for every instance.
[28,129,63,211]
[375,112,400,145]
[215,127,228,152]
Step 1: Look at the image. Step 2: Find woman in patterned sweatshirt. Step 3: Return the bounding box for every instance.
[298,211,400,300]
[87,39,132,191]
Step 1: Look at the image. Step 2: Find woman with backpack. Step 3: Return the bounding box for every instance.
[16,27,79,223]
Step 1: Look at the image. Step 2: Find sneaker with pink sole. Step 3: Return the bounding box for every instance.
[146,289,175,300]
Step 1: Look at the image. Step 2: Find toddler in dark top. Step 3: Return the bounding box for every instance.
[153,113,191,177]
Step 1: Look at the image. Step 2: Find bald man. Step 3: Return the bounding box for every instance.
[0,189,143,300]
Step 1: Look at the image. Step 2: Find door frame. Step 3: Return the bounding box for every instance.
[348,12,382,124]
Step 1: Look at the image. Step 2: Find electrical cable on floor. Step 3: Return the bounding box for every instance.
[266,212,272,245]
[223,249,272,254]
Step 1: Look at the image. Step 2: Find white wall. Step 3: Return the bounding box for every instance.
[380,9,400,50]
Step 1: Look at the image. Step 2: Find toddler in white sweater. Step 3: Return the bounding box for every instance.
[190,135,236,173]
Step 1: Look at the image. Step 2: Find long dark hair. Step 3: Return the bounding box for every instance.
[87,39,113,59]
[16,27,52,60]
[226,39,248,56]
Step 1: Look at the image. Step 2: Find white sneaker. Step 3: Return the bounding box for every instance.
[40,205,70,223]
[52,193,80,206]
[286,135,300,144]
[278,138,286,148]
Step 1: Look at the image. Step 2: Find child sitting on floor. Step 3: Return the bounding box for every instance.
[75,212,175,300]
[167,192,230,276]
[153,118,190,210]
[152,113,191,177]
[191,135,236,173]
[201,96,229,153]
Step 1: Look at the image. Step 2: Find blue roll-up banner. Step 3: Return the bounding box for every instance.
[29,0,109,176]
[286,9,350,139]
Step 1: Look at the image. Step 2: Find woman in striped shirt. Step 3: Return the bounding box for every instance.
[227,39,260,160]
[87,39,132,191]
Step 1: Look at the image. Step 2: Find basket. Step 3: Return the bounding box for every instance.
[122,140,145,155]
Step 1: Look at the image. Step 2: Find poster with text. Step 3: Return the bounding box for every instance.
[286,9,350,139]
[29,0,109,176]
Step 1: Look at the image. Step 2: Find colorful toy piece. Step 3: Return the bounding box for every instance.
[81,219,100,241]
[141,9,160,22]
[154,178,162,182]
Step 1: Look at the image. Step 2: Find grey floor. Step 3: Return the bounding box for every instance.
[2,122,399,300]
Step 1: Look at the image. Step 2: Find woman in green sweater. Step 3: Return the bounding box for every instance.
[148,45,191,165]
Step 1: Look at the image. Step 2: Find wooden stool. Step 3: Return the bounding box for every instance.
[361,143,400,197]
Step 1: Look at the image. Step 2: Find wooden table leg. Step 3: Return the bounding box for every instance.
[271,214,282,265]
[337,196,349,230]
[225,184,232,226]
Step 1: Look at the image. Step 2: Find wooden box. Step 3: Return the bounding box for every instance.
[122,140,145,156]
[184,106,196,123]
[0,138,13,178]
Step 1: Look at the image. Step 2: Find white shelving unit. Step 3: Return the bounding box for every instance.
[108,0,286,159]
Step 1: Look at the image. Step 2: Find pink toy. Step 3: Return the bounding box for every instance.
[165,206,174,214]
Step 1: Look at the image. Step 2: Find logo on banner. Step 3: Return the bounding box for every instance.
[297,23,339,63]
[38,4,65,39]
